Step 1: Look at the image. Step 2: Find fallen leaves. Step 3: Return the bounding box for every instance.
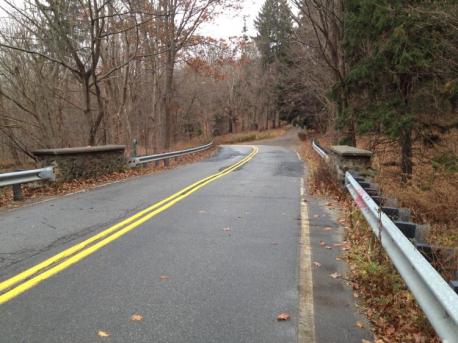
[277,312,290,321]
[302,139,441,341]
[319,240,332,249]
[160,275,170,281]
[0,147,217,209]
[97,312,145,338]
[97,330,111,337]
[330,272,342,279]
[322,227,333,231]
[130,314,143,321]
[356,321,365,329]
[345,202,441,342]
[313,261,321,267]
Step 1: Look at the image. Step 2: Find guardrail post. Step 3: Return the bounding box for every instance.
[12,184,23,201]
[12,168,25,201]
[132,139,138,158]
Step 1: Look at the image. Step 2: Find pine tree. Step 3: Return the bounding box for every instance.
[339,0,458,181]
[254,0,294,126]
[254,0,293,67]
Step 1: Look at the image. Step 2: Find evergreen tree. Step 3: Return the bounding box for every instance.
[254,0,293,67]
[254,0,294,126]
[339,0,458,181]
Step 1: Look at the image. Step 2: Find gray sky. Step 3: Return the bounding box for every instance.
[199,0,264,39]
[0,0,265,40]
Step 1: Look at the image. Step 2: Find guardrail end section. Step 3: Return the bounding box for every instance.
[38,167,55,181]
[128,159,138,168]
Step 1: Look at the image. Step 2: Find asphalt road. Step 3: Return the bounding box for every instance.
[0,133,371,342]
[0,142,305,343]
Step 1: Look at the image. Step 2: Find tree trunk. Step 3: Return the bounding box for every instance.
[164,50,175,149]
[400,126,413,183]
[89,78,105,146]
[82,75,94,145]
[0,89,20,164]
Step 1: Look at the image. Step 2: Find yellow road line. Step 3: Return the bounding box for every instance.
[0,147,255,293]
[0,146,258,305]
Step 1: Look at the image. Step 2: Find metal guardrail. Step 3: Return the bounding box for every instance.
[129,141,213,167]
[0,167,54,188]
[0,167,55,201]
[311,140,329,161]
[311,141,458,340]
[346,171,458,341]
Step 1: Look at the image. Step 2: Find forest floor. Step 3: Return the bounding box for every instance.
[0,128,287,210]
[299,129,458,342]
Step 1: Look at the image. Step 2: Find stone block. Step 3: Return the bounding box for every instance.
[33,145,127,182]
[329,145,373,184]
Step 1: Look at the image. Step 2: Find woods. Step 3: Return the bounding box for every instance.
[1,0,457,182]
[0,0,277,168]
[253,0,458,181]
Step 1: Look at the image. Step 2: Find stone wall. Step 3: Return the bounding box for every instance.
[328,145,373,184]
[33,145,127,182]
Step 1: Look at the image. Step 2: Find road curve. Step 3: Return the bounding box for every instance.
[0,144,304,343]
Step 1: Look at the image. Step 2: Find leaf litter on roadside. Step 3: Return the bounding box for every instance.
[277,312,290,321]
[356,321,365,329]
[131,314,143,321]
[0,148,217,209]
[97,330,110,337]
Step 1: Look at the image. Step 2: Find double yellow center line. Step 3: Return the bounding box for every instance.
[0,146,258,305]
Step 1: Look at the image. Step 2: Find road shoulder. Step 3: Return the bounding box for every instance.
[303,180,372,342]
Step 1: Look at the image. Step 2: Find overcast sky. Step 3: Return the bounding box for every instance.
[0,0,265,40]
[199,0,264,39]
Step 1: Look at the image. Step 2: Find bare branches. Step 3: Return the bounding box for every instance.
[0,43,80,75]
